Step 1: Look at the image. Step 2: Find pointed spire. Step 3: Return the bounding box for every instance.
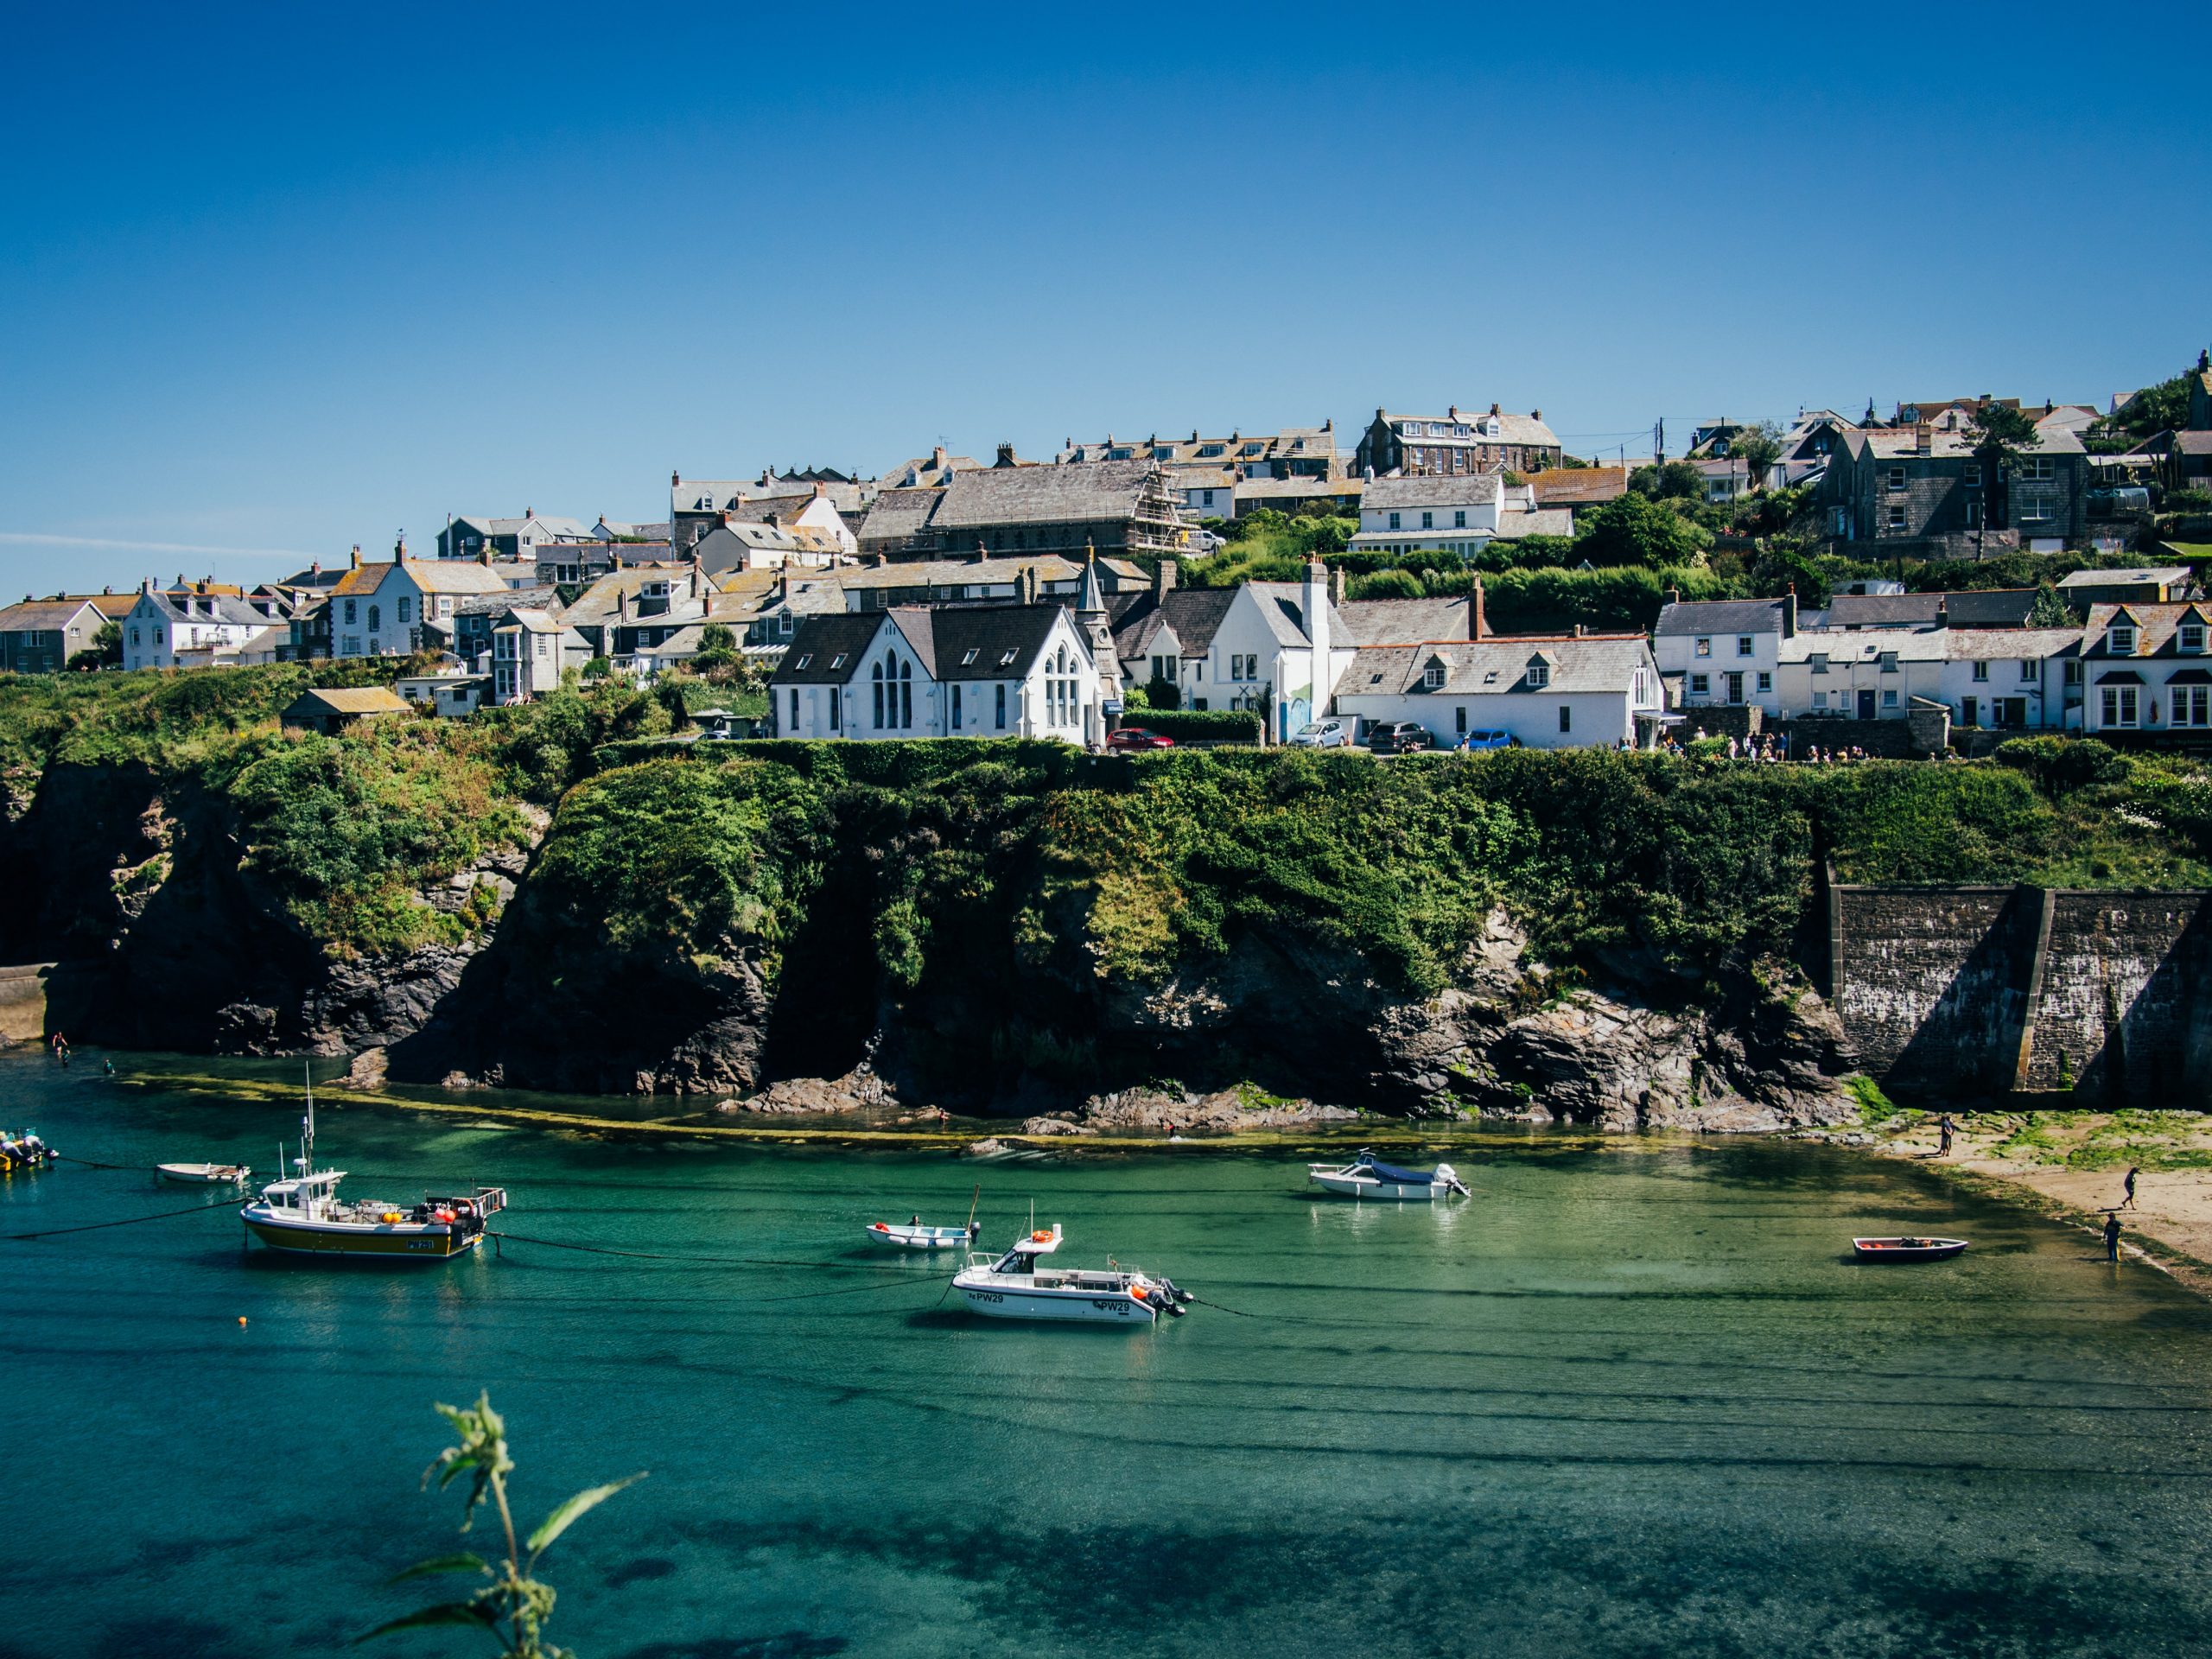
[1077,542,1108,615]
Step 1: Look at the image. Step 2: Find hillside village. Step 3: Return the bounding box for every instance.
[10,355,2212,760]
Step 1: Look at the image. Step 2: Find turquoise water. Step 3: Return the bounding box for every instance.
[3,1052,2211,1658]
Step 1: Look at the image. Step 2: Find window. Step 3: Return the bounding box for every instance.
[871,660,885,728]
[795,653,812,669]
[2177,685,2211,728]
[1527,662,1550,690]
[995,684,1007,728]
[367,605,381,632]
[2018,457,2054,482]
[1453,510,1466,529]
[1883,690,1898,708]
[1887,467,1907,492]
[2101,683,2139,727]
[830,689,840,732]
[789,688,799,728]
[1420,512,1433,530]
[2018,499,2053,524]
[1810,652,1828,674]
[1812,690,1828,709]
[130,627,140,645]
[1972,662,1989,682]
[1454,706,1466,734]
[952,684,963,728]
[829,653,847,670]
[1737,636,1753,657]
[1694,637,1711,657]
[1878,652,1898,673]
[1689,673,1709,696]
[2018,659,2036,683]
[1388,512,1401,531]
[1558,705,1572,734]
[397,596,412,624]
[1756,671,1771,693]
[344,600,358,624]
[1422,660,1446,690]
[1886,505,1907,531]
[1962,462,1981,486]
[2108,626,2136,654]
[2064,660,2082,685]
[2182,624,2207,653]
[1201,490,1215,507]
[778,613,794,637]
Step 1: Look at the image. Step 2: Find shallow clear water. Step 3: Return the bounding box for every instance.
[3,1052,2209,1659]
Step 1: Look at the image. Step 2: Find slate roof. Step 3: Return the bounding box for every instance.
[0,596,108,632]
[1337,596,1475,646]
[927,459,1164,529]
[1653,597,1789,638]
[2057,565,2190,590]
[856,486,944,546]
[1491,506,1577,539]
[1942,627,2083,662]
[1939,589,2040,627]
[134,589,270,627]
[1363,474,1503,511]
[838,554,1145,592]
[1109,588,1237,660]
[2081,601,2212,658]
[1244,582,1354,649]
[771,614,889,683]
[1381,409,1559,449]
[1822,593,1948,627]
[1338,636,1651,697]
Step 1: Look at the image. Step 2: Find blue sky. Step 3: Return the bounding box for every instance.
[4,2,2209,596]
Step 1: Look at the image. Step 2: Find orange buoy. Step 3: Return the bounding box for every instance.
[237,1316,248,1326]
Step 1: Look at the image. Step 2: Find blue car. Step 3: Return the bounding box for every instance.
[1456,729,1513,751]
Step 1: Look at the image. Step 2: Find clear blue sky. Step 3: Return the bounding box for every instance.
[4,3,2208,597]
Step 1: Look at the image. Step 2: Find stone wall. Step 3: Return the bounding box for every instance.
[1833,882,2212,1103]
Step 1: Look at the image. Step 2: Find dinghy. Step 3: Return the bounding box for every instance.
[158,1162,252,1185]
[1307,1149,1468,1201]
[1852,1236,1969,1262]
[865,1219,977,1250]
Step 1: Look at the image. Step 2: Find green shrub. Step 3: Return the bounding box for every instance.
[1993,736,2133,798]
[1122,709,1265,745]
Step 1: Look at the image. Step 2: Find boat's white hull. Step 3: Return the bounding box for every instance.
[956,1281,1158,1323]
[159,1164,249,1185]
[1309,1172,1441,1201]
[866,1224,971,1249]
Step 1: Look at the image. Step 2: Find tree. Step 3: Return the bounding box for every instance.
[363,1392,645,1659]
[67,620,121,671]
[1732,421,1783,492]
[1967,402,2042,531]
[1142,675,1179,710]
[1630,461,1707,502]
[697,623,735,652]
[655,677,691,731]
[1573,491,1714,568]
[2026,582,2076,628]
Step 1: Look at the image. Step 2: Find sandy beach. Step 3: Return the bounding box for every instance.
[1870,1106,2212,1291]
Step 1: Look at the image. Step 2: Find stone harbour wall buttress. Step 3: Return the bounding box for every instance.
[1832,882,2212,1104]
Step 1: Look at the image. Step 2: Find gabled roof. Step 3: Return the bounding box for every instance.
[402,558,513,595]
[1109,587,1236,660]
[1377,408,1559,449]
[837,554,1145,592]
[1337,635,1650,697]
[771,613,889,683]
[903,605,1071,681]
[0,596,109,632]
[856,486,944,546]
[2081,601,2212,658]
[1363,474,1502,511]
[284,686,413,717]
[1653,597,1788,637]
[1338,596,1474,645]
[1243,582,1352,650]
[1942,627,2084,662]
[1528,467,1630,506]
[927,459,1166,529]
[2056,565,2190,589]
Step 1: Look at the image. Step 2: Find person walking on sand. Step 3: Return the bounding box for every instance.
[1937,1113,1955,1156]
[2104,1211,2123,1263]
[2122,1166,2139,1209]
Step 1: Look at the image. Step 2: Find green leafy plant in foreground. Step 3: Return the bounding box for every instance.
[361,1392,645,1658]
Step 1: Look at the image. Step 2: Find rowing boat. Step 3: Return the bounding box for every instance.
[1852,1236,1969,1262]
[158,1162,251,1185]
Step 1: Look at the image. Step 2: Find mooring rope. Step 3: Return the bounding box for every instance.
[0,1193,241,1241]
[491,1229,950,1274]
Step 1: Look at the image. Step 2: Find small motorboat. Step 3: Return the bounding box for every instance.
[0,1129,54,1171]
[866,1219,978,1250]
[1307,1149,1467,1201]
[952,1224,1191,1325]
[158,1162,252,1185]
[1853,1236,1969,1262]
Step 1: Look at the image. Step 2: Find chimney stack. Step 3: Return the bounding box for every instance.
[1916,422,1934,454]
[349,545,361,570]
[931,445,946,468]
[1328,565,1345,607]
[996,442,1018,467]
[617,590,629,621]
[1154,559,1178,598]
[1783,583,1798,639]
[479,544,491,567]
[671,469,680,488]
[1471,578,1489,640]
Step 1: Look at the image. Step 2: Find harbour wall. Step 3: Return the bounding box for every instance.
[1832,882,2212,1103]
[0,964,52,1046]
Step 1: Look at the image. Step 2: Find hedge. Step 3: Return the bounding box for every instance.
[1118,708,1265,745]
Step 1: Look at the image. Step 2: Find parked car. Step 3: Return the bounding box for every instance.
[1107,727,1175,752]
[1289,717,1357,748]
[1452,728,1512,751]
[1365,721,1433,755]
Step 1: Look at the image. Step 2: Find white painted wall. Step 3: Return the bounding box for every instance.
[1331,685,1655,749]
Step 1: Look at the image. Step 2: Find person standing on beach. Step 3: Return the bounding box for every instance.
[1937,1114,1955,1156]
[2104,1212,2123,1263]
[2122,1166,2139,1209]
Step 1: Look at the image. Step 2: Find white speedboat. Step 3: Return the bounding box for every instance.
[866,1219,979,1249]
[1307,1149,1468,1201]
[238,1070,505,1262]
[952,1224,1189,1325]
[158,1162,251,1185]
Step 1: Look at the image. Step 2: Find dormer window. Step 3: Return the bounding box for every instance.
[1422,658,1446,690]
[1526,660,1550,690]
[2108,625,2136,654]
[2181,622,2206,653]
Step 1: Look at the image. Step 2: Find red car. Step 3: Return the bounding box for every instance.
[1107,727,1175,752]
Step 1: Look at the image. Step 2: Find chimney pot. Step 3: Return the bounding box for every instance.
[1490,403,1502,416]
[349,546,361,570]
[1154,559,1179,598]
[671,469,680,487]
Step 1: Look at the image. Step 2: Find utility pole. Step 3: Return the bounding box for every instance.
[1655,418,1666,465]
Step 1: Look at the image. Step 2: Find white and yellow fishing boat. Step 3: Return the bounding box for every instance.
[239,1072,505,1262]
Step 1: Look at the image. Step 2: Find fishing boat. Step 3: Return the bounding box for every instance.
[952,1224,1190,1325]
[238,1071,506,1262]
[1852,1236,1969,1262]
[157,1162,251,1185]
[866,1219,978,1250]
[0,1129,54,1170]
[1306,1149,1467,1201]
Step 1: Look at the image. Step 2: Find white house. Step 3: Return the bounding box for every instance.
[1652,594,1797,717]
[769,604,1105,744]
[1774,629,1947,721]
[317,555,513,658]
[1938,628,2083,733]
[1351,474,1573,560]
[1191,563,1356,741]
[121,583,270,671]
[491,608,593,702]
[2078,602,2212,735]
[1331,632,1663,749]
